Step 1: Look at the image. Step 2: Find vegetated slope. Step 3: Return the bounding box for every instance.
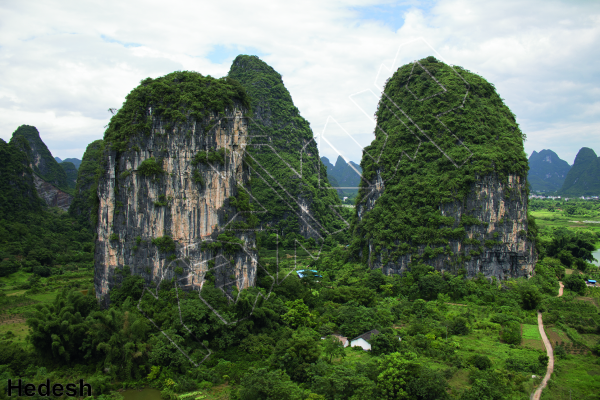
[559,147,600,196]
[528,149,571,193]
[10,125,72,193]
[59,161,78,189]
[95,70,257,304]
[352,56,535,278]
[321,155,363,199]
[0,137,95,277]
[228,55,348,243]
[55,157,82,169]
[68,140,104,230]
[0,137,45,220]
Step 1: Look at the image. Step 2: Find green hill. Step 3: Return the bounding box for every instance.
[351,56,532,274]
[0,137,45,220]
[10,125,72,193]
[228,55,348,243]
[559,147,600,196]
[527,149,571,193]
[55,157,82,169]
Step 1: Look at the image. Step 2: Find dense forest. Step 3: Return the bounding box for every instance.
[0,57,599,400]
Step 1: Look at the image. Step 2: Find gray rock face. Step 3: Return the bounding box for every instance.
[33,175,73,211]
[360,173,536,279]
[94,108,257,304]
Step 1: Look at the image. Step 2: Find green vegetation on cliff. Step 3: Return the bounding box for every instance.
[559,147,600,196]
[352,56,529,262]
[228,55,348,243]
[10,125,72,193]
[68,139,104,229]
[103,71,250,151]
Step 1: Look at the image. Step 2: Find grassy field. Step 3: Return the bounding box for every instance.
[542,353,600,400]
[530,210,600,235]
[0,267,94,350]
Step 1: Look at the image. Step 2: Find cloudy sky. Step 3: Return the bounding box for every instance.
[1,0,599,166]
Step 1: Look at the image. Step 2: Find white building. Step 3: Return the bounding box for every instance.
[350,329,380,351]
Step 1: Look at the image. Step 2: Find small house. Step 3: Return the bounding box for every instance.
[350,329,380,351]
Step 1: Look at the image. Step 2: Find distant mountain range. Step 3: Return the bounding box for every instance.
[527,148,599,196]
[55,157,82,170]
[527,150,571,192]
[321,155,362,199]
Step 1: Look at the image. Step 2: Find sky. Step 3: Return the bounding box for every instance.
[1,0,599,166]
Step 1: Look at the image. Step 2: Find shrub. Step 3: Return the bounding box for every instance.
[152,236,176,253]
[563,274,586,295]
[469,355,492,370]
[192,170,205,185]
[138,157,163,176]
[500,321,522,345]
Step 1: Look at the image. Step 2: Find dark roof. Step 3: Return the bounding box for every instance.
[351,329,380,342]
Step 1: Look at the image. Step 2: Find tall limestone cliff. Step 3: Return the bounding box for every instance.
[352,56,536,279]
[69,139,104,230]
[559,147,600,196]
[94,71,258,304]
[10,125,73,210]
[228,55,348,243]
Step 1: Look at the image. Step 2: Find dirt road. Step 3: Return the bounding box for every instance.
[531,281,563,400]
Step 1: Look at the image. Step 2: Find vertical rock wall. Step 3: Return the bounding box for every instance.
[361,173,536,279]
[94,108,257,304]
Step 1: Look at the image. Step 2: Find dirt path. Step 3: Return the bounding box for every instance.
[531,281,563,400]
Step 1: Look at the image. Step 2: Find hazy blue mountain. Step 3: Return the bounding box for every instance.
[559,147,600,196]
[55,157,82,169]
[527,149,571,192]
[320,155,362,199]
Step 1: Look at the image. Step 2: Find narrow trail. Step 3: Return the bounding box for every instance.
[531,281,563,400]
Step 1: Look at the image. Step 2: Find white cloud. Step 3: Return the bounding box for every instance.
[0,0,598,165]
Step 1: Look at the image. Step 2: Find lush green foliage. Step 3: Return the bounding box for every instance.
[0,138,45,220]
[560,147,600,196]
[351,56,529,265]
[138,157,164,176]
[191,148,230,166]
[151,236,176,253]
[228,55,348,243]
[0,139,96,278]
[103,71,250,151]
